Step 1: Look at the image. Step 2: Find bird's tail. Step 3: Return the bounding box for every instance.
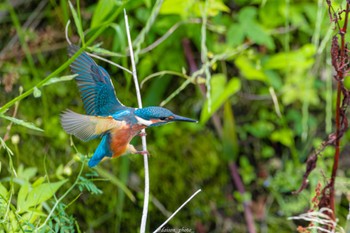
[88,134,112,167]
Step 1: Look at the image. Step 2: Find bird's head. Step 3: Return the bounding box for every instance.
[134,106,197,127]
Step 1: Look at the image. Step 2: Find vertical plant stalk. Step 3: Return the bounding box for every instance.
[321,1,350,224]
[329,4,348,213]
[123,10,149,233]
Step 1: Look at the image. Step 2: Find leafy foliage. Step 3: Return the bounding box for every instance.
[0,0,348,232]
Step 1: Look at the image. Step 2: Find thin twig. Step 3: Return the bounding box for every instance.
[201,0,211,113]
[139,19,201,54]
[3,88,22,141]
[269,87,282,118]
[228,162,256,233]
[123,9,149,233]
[133,0,164,58]
[66,20,132,74]
[37,160,85,230]
[87,52,132,74]
[65,20,72,45]
[152,189,202,233]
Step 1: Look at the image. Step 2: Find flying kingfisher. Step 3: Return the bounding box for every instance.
[60,45,197,167]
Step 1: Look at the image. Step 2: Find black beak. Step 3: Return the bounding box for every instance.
[172,114,198,123]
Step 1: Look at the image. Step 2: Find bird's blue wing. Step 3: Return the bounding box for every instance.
[68,45,124,116]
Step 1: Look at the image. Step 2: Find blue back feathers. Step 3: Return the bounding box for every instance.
[68,45,124,116]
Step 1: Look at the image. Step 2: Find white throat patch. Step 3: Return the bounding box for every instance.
[135,116,153,126]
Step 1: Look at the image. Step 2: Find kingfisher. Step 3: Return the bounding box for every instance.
[60,45,197,167]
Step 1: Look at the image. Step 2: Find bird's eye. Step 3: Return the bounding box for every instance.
[159,117,167,120]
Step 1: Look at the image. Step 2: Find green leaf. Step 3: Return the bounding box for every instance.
[244,121,275,138]
[18,167,38,181]
[246,23,274,49]
[0,114,44,132]
[270,128,295,147]
[68,1,85,44]
[78,177,103,195]
[264,44,316,70]
[19,179,68,213]
[17,183,30,212]
[222,102,238,161]
[227,24,245,47]
[200,74,241,124]
[238,6,256,25]
[160,0,229,18]
[32,176,45,187]
[43,74,77,86]
[235,55,268,82]
[33,87,41,98]
[0,183,8,198]
[91,0,120,28]
[160,0,196,18]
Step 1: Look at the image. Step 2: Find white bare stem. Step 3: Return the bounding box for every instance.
[65,20,72,45]
[153,189,202,233]
[124,9,149,233]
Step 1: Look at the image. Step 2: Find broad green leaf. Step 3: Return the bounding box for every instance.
[18,167,37,181]
[193,0,230,16]
[19,179,68,213]
[246,23,274,50]
[160,0,196,18]
[160,0,229,18]
[0,114,43,132]
[236,7,274,49]
[244,121,275,138]
[264,44,316,70]
[270,128,295,147]
[235,56,267,82]
[0,183,8,198]
[68,1,85,44]
[200,74,241,124]
[17,183,30,213]
[227,24,245,47]
[238,6,256,25]
[91,0,120,28]
[32,176,45,187]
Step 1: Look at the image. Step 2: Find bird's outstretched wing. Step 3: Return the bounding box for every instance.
[68,45,124,116]
[60,110,126,142]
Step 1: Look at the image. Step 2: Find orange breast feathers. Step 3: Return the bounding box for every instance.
[110,124,146,158]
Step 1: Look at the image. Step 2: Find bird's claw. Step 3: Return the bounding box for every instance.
[138,132,147,137]
[136,150,149,156]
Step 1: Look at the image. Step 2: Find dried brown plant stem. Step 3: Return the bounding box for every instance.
[321,1,350,224]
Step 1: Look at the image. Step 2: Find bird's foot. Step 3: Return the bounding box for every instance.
[136,150,149,156]
[138,132,147,137]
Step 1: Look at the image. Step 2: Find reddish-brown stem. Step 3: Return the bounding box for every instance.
[228,162,256,233]
[325,2,350,223]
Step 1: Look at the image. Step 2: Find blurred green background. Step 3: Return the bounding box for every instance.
[1,0,349,232]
